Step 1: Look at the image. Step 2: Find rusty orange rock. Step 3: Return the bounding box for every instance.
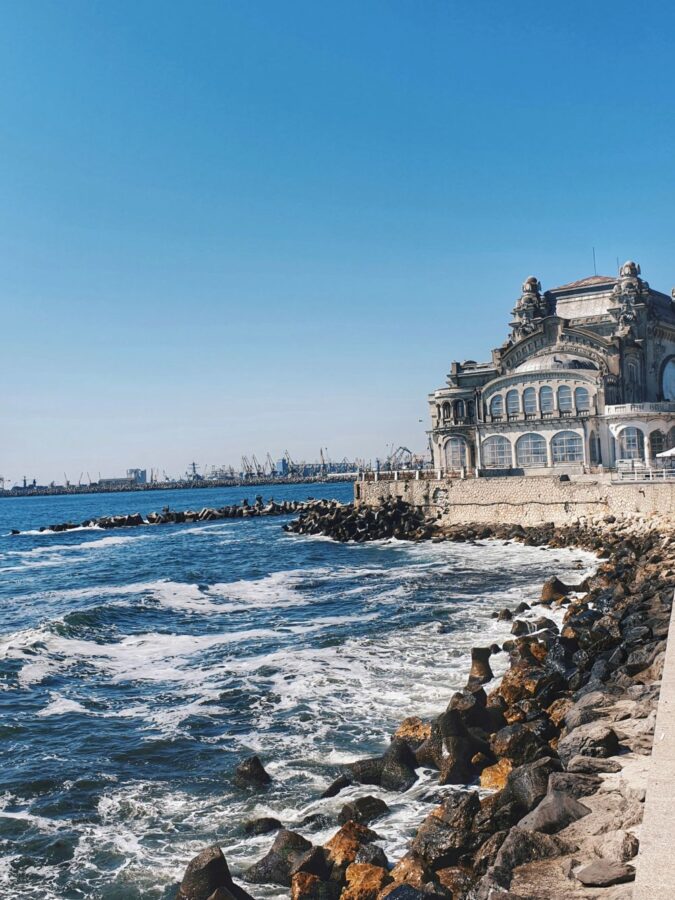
[341,863,392,900]
[394,716,431,747]
[479,757,513,790]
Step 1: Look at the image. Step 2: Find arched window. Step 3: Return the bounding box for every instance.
[551,431,584,463]
[557,385,573,412]
[575,387,590,411]
[539,385,554,414]
[650,430,666,458]
[523,387,537,415]
[589,430,602,465]
[454,400,465,420]
[506,390,520,416]
[444,437,467,471]
[467,400,475,420]
[442,402,451,420]
[516,433,547,467]
[617,427,644,460]
[490,395,503,417]
[482,435,512,468]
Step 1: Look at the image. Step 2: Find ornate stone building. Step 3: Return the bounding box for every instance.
[429,262,675,475]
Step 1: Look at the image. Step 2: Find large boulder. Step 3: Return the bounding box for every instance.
[324,821,381,875]
[410,791,479,869]
[244,829,312,886]
[338,796,389,826]
[235,755,272,787]
[500,757,562,816]
[178,846,254,900]
[575,859,635,886]
[380,739,418,791]
[341,862,392,900]
[556,723,620,765]
[467,647,494,686]
[517,790,590,834]
[291,872,340,900]
[489,723,550,766]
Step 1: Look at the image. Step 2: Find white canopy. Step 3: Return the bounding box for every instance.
[656,446,675,458]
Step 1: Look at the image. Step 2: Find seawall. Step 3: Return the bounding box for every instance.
[356,473,675,527]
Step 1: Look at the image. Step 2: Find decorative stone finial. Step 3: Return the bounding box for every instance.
[619,260,640,278]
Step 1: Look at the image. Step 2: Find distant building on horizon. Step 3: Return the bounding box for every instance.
[429,261,675,474]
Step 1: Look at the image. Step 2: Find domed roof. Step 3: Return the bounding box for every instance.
[516,353,598,373]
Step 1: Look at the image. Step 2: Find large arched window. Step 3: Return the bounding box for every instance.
[551,431,584,463]
[454,400,465,420]
[523,387,537,415]
[490,395,503,417]
[539,385,554,414]
[516,433,547,467]
[575,387,590,411]
[442,402,451,420]
[506,390,520,416]
[444,436,467,471]
[482,435,512,468]
[617,427,645,460]
[650,430,666,458]
[557,385,573,412]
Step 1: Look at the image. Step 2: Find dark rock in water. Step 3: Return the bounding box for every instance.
[10,529,19,535]
[566,755,621,774]
[556,723,620,765]
[575,859,635,886]
[467,647,494,686]
[338,796,389,825]
[321,774,352,798]
[300,812,333,831]
[244,829,313,886]
[410,791,479,868]
[380,738,418,791]
[177,845,254,900]
[497,608,513,621]
[541,576,572,604]
[235,755,272,787]
[346,756,383,787]
[243,816,283,835]
[514,602,530,614]
[517,789,590,833]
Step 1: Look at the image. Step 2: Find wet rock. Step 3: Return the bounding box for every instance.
[500,757,562,816]
[479,758,512,791]
[354,843,389,868]
[324,821,381,873]
[410,791,479,869]
[489,723,550,766]
[497,608,513,621]
[178,846,254,900]
[244,829,312,886]
[390,853,436,889]
[380,739,418,791]
[472,830,509,874]
[290,847,332,880]
[322,774,352,798]
[291,872,340,900]
[393,717,431,749]
[341,862,392,900]
[243,816,283,835]
[575,859,635,886]
[338,796,389,826]
[235,755,272,787]
[518,789,590,833]
[435,865,476,897]
[467,647,494,686]
[556,723,620,765]
[541,576,572,604]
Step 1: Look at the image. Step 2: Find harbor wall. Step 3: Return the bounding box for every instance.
[355,474,675,527]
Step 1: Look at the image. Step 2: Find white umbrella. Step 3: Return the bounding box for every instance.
[656,447,675,458]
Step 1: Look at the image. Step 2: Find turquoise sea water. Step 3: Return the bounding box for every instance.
[0,483,596,899]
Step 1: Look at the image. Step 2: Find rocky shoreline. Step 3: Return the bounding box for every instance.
[9,497,333,534]
[176,501,674,900]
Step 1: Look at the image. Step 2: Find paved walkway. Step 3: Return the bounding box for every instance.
[633,593,675,898]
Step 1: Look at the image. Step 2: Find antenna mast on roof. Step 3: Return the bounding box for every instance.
[592,247,597,275]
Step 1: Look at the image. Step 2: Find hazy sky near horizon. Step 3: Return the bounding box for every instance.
[2,1,675,483]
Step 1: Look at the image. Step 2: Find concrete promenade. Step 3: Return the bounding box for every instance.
[633,591,675,899]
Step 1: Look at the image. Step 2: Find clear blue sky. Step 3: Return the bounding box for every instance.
[2,1,674,483]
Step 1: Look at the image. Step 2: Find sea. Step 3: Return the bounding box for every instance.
[0,482,598,899]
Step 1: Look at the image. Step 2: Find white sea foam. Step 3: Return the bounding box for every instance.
[37,694,89,717]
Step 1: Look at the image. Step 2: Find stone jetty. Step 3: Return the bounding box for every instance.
[10,497,342,535]
[177,502,675,900]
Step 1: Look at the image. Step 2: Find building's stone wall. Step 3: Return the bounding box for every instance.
[355,475,675,527]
